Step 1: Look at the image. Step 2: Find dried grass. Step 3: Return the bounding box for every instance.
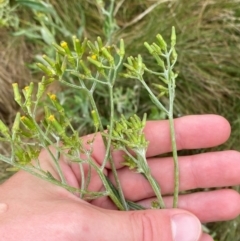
[0,29,32,124]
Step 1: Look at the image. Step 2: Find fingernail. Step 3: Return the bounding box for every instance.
[171,213,201,241]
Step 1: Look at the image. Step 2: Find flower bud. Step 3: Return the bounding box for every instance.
[23,82,34,107]
[12,112,20,134]
[0,119,10,139]
[128,56,135,66]
[152,43,162,55]
[60,41,72,56]
[20,115,36,130]
[87,56,103,68]
[47,114,64,135]
[37,81,45,100]
[97,36,103,49]
[52,43,66,56]
[12,83,22,106]
[36,63,55,76]
[48,94,65,115]
[119,39,125,57]
[171,26,176,47]
[144,42,154,55]
[72,36,82,56]
[156,34,167,51]
[101,47,114,64]
[42,54,55,67]
[91,110,99,128]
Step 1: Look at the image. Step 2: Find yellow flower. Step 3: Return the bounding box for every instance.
[60,41,68,48]
[91,54,97,60]
[48,115,55,122]
[49,93,57,101]
[24,86,29,91]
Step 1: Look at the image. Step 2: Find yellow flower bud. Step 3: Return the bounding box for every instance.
[48,115,55,122]
[60,41,68,48]
[48,93,57,101]
[24,86,29,91]
[91,54,97,60]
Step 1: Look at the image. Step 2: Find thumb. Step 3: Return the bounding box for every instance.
[85,208,202,241]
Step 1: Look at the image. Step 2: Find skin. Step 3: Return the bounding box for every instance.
[0,114,239,240]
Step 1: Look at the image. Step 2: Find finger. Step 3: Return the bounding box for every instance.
[145,114,230,157]
[111,150,240,199]
[200,233,214,241]
[138,189,240,223]
[87,114,230,168]
[74,206,202,241]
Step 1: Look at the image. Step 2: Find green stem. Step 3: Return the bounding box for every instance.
[139,76,168,114]
[104,85,128,210]
[86,89,104,132]
[32,121,67,185]
[168,100,179,208]
[0,154,11,163]
[166,50,179,208]
[87,156,125,210]
[44,143,67,185]
[168,113,179,208]
[137,149,165,209]
[82,81,127,210]
[144,171,165,209]
[77,149,85,199]
[104,0,116,44]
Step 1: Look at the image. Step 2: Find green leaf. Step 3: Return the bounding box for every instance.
[13,28,42,39]
[40,27,55,45]
[16,0,53,13]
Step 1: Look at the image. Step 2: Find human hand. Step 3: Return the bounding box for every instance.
[0,115,239,241]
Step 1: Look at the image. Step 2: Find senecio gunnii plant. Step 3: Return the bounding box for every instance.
[0,27,178,210]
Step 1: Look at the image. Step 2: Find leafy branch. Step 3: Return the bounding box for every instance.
[0,27,179,209]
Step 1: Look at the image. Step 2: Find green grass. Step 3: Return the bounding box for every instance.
[0,0,240,239]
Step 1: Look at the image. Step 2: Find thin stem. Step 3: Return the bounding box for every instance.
[144,171,165,208]
[168,83,179,208]
[32,120,67,185]
[103,85,128,210]
[136,149,165,209]
[59,78,84,90]
[139,76,168,114]
[0,154,11,163]
[87,76,110,86]
[166,49,179,208]
[86,155,125,210]
[86,89,104,132]
[76,67,127,209]
[77,149,85,199]
[105,0,116,44]
[44,143,67,185]
[168,115,179,208]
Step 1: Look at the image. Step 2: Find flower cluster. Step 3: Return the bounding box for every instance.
[109,113,148,150]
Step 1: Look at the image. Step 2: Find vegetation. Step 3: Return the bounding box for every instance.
[0,0,240,239]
